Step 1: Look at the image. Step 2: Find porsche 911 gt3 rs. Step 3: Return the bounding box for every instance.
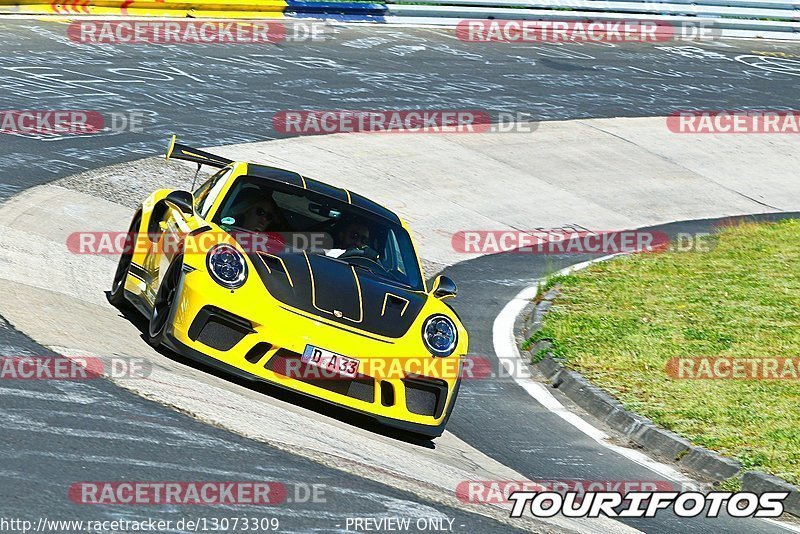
[109,137,468,437]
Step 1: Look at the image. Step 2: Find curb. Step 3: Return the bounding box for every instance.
[519,288,800,515]
[742,472,800,517]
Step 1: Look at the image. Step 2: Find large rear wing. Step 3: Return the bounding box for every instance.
[165,135,233,169]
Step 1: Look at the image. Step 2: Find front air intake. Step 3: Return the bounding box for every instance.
[188,306,253,351]
[403,376,448,418]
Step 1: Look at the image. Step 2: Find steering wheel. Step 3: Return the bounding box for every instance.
[339,247,388,271]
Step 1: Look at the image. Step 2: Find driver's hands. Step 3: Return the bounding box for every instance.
[340,245,380,261]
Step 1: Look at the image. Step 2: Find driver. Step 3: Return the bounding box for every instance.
[327,218,379,261]
[231,196,286,233]
[337,220,371,251]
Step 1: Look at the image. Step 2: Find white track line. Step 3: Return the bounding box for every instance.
[493,253,699,486]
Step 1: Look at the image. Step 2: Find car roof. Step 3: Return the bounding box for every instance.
[244,163,401,225]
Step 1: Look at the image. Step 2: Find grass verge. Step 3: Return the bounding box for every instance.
[528,219,800,485]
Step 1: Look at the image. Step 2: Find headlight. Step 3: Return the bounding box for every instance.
[422,315,458,357]
[207,244,248,289]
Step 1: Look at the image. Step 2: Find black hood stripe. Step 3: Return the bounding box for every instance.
[381,293,410,317]
[249,251,427,338]
[303,252,364,324]
[257,253,294,287]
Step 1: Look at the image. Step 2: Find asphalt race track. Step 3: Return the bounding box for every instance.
[0,322,527,532]
[2,19,800,201]
[1,18,800,533]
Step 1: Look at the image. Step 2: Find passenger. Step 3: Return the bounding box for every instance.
[232,196,286,232]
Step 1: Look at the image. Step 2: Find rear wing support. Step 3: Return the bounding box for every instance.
[165,135,234,190]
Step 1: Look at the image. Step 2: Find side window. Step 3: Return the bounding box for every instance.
[193,167,232,219]
[382,229,406,275]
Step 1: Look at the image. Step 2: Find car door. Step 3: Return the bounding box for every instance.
[143,167,234,308]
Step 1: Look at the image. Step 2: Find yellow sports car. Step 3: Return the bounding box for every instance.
[108,137,468,437]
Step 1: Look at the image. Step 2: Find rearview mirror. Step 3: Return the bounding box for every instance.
[431,275,457,299]
[165,190,194,216]
[309,203,341,219]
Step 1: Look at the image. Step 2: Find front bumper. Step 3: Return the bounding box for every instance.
[166,269,464,437]
[165,334,459,437]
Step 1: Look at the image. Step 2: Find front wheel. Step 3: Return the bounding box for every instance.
[108,212,141,307]
[148,255,183,348]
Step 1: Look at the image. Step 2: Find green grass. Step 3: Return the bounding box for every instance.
[529,219,800,485]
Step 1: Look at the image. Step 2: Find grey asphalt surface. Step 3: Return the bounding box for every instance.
[2,19,800,202]
[0,317,526,533]
[1,18,800,534]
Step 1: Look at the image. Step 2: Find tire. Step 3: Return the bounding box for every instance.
[108,212,141,307]
[147,255,183,348]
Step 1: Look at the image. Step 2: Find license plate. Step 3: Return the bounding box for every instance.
[301,345,360,378]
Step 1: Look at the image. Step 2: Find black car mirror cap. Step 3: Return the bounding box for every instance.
[431,275,457,299]
[165,190,194,216]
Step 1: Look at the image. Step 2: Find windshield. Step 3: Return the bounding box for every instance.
[212,175,424,291]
